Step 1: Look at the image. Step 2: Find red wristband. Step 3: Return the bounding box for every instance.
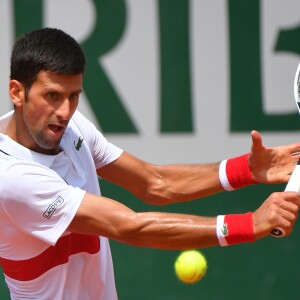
[216,212,255,246]
[226,154,257,189]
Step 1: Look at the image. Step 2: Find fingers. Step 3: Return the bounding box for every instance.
[287,143,300,156]
[282,161,299,182]
[268,193,299,232]
[250,130,300,157]
[253,192,300,239]
[271,202,298,229]
[249,130,300,184]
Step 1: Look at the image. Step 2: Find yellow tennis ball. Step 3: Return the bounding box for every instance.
[174,250,207,283]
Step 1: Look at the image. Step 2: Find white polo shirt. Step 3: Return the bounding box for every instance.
[0,110,123,300]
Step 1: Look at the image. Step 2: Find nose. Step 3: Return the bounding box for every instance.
[56,98,73,121]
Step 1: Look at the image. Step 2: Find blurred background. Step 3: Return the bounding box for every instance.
[1,0,300,299]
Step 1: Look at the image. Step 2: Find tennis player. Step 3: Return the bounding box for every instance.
[0,28,299,300]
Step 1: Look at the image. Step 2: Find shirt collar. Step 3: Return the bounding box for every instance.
[0,110,58,168]
[0,134,57,168]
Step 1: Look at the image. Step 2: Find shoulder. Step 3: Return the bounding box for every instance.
[70,110,98,134]
[0,158,65,194]
[68,110,110,150]
[67,110,103,145]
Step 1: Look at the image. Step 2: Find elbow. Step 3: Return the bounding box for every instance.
[141,186,178,206]
[133,165,176,205]
[139,178,172,206]
[114,213,153,247]
[140,189,170,206]
[111,213,143,247]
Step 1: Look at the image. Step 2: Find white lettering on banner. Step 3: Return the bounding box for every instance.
[0,0,300,165]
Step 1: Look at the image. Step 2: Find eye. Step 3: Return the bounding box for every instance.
[70,93,80,101]
[47,92,58,100]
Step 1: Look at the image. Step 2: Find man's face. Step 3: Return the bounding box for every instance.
[18,70,82,154]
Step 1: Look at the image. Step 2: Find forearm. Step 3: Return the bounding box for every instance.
[69,194,218,249]
[120,212,218,249]
[68,191,300,250]
[145,163,223,205]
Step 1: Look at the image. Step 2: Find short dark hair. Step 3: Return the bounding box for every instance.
[10,27,86,90]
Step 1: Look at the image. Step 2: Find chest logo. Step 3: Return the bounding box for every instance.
[74,136,84,151]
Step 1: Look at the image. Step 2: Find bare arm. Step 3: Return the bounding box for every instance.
[68,193,217,249]
[98,151,222,205]
[98,131,300,205]
[67,191,300,250]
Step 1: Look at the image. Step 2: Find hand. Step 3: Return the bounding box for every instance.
[253,191,300,239]
[248,130,300,184]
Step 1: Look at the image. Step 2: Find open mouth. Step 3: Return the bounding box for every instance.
[48,124,64,133]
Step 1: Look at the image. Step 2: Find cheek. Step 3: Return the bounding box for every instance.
[23,102,45,128]
[70,99,79,115]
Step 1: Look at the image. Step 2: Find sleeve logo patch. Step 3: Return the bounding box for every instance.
[43,197,64,219]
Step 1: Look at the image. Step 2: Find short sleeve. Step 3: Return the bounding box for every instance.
[0,160,86,245]
[72,111,123,169]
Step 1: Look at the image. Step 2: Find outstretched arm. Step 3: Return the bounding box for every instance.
[98,151,222,205]
[98,131,300,205]
[67,191,300,249]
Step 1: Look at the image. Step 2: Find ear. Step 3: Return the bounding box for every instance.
[9,80,26,107]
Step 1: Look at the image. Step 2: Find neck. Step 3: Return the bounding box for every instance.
[4,111,60,155]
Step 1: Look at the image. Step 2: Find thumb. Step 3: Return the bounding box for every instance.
[251,130,264,153]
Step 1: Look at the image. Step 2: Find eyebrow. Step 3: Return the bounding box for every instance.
[43,86,82,94]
